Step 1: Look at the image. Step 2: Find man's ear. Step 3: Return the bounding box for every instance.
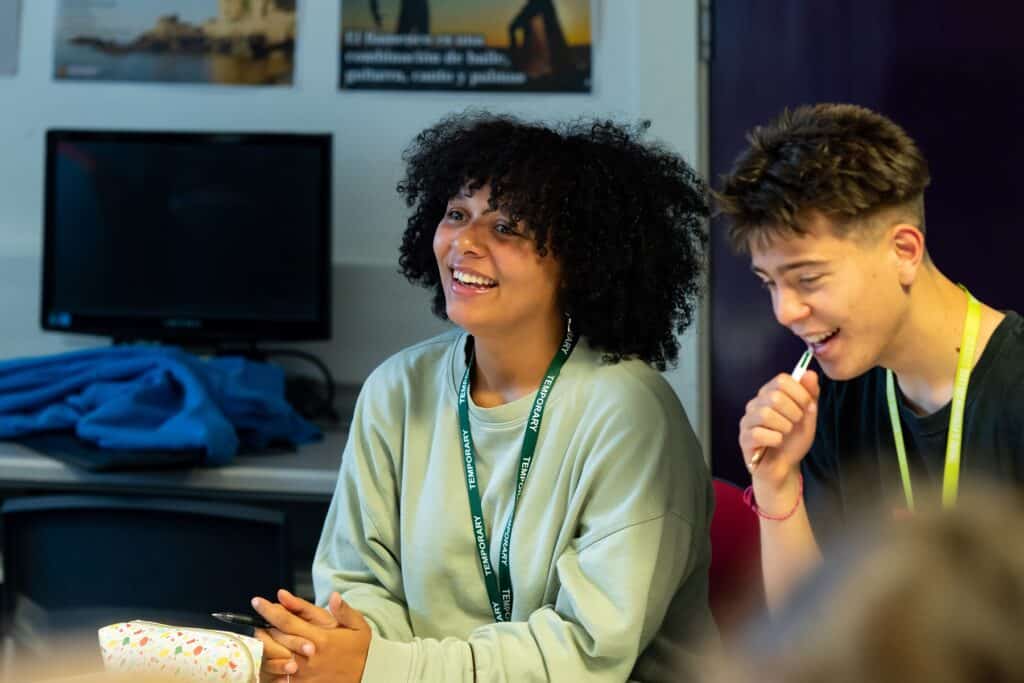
[889,223,926,287]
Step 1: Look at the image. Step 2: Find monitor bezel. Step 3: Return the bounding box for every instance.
[41,128,333,344]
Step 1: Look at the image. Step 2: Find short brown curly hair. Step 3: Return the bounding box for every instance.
[714,103,931,253]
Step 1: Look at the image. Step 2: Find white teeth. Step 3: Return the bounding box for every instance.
[453,270,497,287]
[806,329,838,344]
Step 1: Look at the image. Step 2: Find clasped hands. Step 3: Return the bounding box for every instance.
[251,589,372,683]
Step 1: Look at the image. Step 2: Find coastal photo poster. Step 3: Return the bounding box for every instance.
[53,0,298,86]
[340,0,591,92]
[0,0,21,76]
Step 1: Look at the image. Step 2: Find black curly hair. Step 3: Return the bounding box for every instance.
[397,111,708,370]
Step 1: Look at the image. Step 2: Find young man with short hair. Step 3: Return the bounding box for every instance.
[716,103,1024,609]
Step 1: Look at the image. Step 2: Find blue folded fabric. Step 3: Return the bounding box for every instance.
[0,346,321,465]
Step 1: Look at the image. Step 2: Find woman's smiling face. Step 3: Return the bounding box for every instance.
[433,183,563,339]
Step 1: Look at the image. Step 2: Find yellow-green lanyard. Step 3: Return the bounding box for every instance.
[457,324,577,622]
[885,287,981,511]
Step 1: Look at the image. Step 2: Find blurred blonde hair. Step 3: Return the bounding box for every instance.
[710,483,1024,683]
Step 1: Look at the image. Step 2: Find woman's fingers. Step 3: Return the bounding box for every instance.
[327,592,369,631]
[262,656,299,676]
[253,628,292,660]
[278,588,337,628]
[252,597,324,647]
[267,628,316,657]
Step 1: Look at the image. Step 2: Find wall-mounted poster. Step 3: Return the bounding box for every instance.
[340,0,591,92]
[53,0,297,86]
[0,0,20,76]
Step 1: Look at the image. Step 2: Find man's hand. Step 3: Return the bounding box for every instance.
[739,370,820,505]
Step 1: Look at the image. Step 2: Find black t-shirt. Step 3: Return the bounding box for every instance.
[803,311,1024,542]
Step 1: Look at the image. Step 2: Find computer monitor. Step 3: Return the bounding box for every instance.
[42,129,332,344]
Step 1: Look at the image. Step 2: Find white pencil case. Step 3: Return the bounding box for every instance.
[98,620,262,682]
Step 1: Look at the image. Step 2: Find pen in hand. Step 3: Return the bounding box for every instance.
[211,611,272,629]
[750,348,814,468]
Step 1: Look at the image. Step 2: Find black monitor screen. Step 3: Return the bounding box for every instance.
[42,130,331,342]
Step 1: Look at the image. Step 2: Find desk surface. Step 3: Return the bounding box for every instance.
[0,431,346,502]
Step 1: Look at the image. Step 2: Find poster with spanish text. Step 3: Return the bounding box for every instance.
[340,0,591,92]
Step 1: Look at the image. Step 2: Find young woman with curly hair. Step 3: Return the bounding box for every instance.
[252,112,716,683]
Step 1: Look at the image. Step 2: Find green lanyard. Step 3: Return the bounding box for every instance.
[886,287,981,511]
[457,324,577,622]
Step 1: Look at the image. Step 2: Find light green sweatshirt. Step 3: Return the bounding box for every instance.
[313,331,715,682]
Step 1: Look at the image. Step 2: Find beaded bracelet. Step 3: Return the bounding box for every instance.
[743,474,803,521]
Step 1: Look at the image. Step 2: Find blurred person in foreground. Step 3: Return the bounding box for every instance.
[707,484,1024,683]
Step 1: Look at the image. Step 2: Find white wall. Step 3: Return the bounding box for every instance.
[0,0,708,445]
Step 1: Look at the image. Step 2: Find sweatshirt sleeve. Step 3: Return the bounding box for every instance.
[312,365,414,641]
[360,371,713,683]
[360,514,703,682]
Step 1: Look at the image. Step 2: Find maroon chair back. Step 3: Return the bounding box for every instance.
[709,478,765,636]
